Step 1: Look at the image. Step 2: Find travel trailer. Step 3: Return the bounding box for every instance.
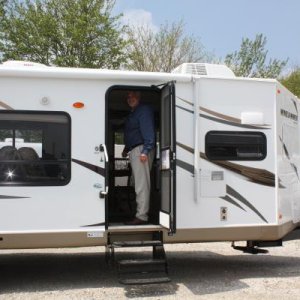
[0,61,299,283]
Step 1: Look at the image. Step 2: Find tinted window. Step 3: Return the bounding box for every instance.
[205,131,266,161]
[161,95,171,148]
[0,111,71,185]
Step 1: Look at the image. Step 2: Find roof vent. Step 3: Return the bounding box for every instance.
[172,63,235,78]
[1,60,48,68]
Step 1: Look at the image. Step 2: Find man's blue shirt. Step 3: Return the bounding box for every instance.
[124,104,155,155]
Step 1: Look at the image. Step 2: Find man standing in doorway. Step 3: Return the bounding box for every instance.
[122,91,155,225]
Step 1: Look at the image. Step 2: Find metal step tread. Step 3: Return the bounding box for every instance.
[118,258,166,266]
[119,276,171,285]
[108,224,163,233]
[111,240,162,248]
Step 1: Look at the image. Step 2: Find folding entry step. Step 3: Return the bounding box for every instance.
[106,231,170,285]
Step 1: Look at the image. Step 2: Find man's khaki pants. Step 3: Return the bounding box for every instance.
[129,145,154,221]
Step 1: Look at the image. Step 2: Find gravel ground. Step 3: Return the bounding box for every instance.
[1,240,300,299]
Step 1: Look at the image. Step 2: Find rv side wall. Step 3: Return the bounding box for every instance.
[276,82,300,225]
[0,76,108,236]
[175,77,277,229]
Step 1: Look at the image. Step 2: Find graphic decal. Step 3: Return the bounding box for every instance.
[279,136,290,159]
[200,106,241,123]
[291,98,298,114]
[81,222,105,227]
[176,96,193,106]
[176,142,275,187]
[0,101,13,110]
[200,152,275,187]
[220,195,246,211]
[226,185,268,223]
[0,195,29,199]
[278,178,286,189]
[176,96,271,129]
[175,142,268,222]
[176,159,194,174]
[281,98,298,122]
[291,164,300,180]
[176,105,193,114]
[200,113,269,130]
[279,136,300,180]
[176,142,194,154]
[72,159,105,176]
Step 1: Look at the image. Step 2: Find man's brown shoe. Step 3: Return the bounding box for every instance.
[125,218,148,225]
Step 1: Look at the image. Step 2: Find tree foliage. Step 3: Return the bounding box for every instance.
[0,0,6,62]
[225,34,287,78]
[0,0,5,17]
[281,67,300,98]
[0,0,128,68]
[125,20,214,72]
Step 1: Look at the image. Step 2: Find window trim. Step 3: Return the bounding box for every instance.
[0,110,71,186]
[205,130,267,161]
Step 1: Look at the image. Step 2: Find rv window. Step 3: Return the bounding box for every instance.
[205,131,266,161]
[0,111,71,186]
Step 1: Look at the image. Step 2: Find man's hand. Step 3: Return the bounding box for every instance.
[140,153,148,163]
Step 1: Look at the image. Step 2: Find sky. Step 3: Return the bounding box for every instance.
[113,0,300,71]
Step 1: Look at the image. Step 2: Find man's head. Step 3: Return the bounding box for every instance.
[127,91,141,109]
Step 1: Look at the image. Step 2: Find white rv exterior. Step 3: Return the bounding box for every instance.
[0,61,299,249]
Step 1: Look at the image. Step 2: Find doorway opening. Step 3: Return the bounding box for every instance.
[106,86,161,226]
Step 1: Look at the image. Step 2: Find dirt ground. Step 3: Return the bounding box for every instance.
[1,239,300,300]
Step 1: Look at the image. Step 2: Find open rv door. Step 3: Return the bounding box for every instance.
[159,82,176,233]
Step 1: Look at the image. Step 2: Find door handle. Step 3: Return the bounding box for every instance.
[99,144,108,162]
[100,186,109,198]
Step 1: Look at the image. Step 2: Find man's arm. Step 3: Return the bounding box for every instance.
[138,106,155,160]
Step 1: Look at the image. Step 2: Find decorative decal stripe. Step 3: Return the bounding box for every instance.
[279,136,300,181]
[291,163,300,180]
[176,105,194,114]
[176,96,271,129]
[220,195,246,211]
[200,113,269,130]
[81,222,105,227]
[176,159,194,174]
[176,142,275,187]
[200,152,275,187]
[227,185,268,223]
[177,96,193,106]
[72,159,105,176]
[200,106,241,123]
[176,142,194,154]
[0,195,29,199]
[176,141,268,222]
[290,98,298,114]
[0,101,13,110]
[278,178,286,189]
[279,136,290,159]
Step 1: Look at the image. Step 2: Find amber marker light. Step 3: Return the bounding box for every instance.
[73,102,85,108]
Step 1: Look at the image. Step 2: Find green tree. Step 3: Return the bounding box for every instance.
[281,67,300,98]
[125,20,214,72]
[0,0,5,18]
[0,0,128,68]
[225,34,288,78]
[0,0,7,62]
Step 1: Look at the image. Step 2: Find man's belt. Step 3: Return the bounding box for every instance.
[128,143,143,151]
